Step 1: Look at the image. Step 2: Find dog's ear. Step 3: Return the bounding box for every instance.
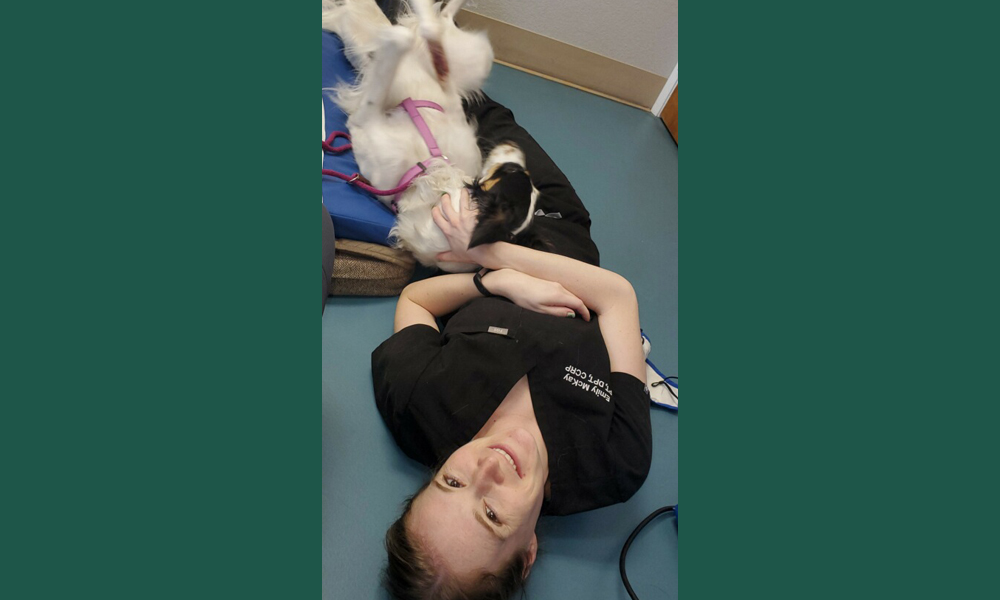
[468,167,538,249]
[468,179,503,249]
[468,212,512,248]
[513,228,554,253]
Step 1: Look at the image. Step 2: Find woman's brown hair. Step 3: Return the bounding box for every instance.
[383,484,532,600]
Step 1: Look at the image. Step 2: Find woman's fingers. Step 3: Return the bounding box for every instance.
[560,293,590,321]
[459,188,474,215]
[543,304,586,320]
[431,204,450,232]
[440,192,459,221]
[549,283,589,321]
[566,291,590,321]
[542,305,574,318]
[568,295,591,321]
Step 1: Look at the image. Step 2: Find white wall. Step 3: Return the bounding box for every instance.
[462,0,678,78]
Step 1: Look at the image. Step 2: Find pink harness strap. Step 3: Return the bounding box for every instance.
[391,99,450,209]
[400,99,445,158]
[321,98,450,215]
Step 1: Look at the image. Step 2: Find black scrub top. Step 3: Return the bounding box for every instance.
[372,297,653,516]
[465,94,601,268]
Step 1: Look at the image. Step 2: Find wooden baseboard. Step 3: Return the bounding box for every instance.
[660,85,678,143]
[456,10,666,110]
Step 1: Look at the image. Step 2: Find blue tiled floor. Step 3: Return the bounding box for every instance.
[323,64,678,600]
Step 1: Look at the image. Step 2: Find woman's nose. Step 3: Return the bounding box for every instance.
[478,453,505,485]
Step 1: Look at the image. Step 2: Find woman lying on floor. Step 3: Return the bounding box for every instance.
[371,95,652,600]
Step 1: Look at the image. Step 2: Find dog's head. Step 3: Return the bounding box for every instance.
[467,143,550,251]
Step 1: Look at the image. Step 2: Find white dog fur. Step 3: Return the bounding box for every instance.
[322,0,499,272]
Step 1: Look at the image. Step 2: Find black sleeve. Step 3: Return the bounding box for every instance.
[371,324,443,435]
[464,93,601,267]
[608,372,653,502]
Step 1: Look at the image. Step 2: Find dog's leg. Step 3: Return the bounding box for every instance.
[354,25,413,121]
[322,0,393,70]
[441,0,466,21]
[409,0,442,36]
[322,0,390,37]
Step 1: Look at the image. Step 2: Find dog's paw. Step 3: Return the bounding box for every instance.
[419,19,444,43]
[378,25,413,51]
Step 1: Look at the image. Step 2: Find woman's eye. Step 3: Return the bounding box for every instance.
[444,476,463,488]
[485,506,501,524]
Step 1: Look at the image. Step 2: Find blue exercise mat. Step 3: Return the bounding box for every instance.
[322,31,396,245]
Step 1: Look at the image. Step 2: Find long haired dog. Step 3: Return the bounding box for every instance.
[322,0,542,271]
[465,143,548,252]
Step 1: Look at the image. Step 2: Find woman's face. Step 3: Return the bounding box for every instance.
[408,427,546,580]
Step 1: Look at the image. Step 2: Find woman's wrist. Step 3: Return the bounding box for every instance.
[479,268,509,297]
[470,242,511,271]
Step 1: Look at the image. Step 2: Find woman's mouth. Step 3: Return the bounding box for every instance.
[489,445,522,478]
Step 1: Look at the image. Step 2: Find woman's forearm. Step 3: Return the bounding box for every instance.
[395,274,480,331]
[474,243,646,378]
[431,193,633,313]
[428,191,645,379]
[471,242,634,314]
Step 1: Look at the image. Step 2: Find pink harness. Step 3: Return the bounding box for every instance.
[322,98,450,214]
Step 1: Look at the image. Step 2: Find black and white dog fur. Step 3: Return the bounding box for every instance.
[322,0,542,271]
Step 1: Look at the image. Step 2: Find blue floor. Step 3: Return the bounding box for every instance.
[323,64,678,600]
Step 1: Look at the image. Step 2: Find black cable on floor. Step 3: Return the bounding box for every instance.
[619,505,676,600]
[651,375,678,402]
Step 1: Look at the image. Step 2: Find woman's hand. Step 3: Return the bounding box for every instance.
[486,269,591,321]
[431,189,485,265]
